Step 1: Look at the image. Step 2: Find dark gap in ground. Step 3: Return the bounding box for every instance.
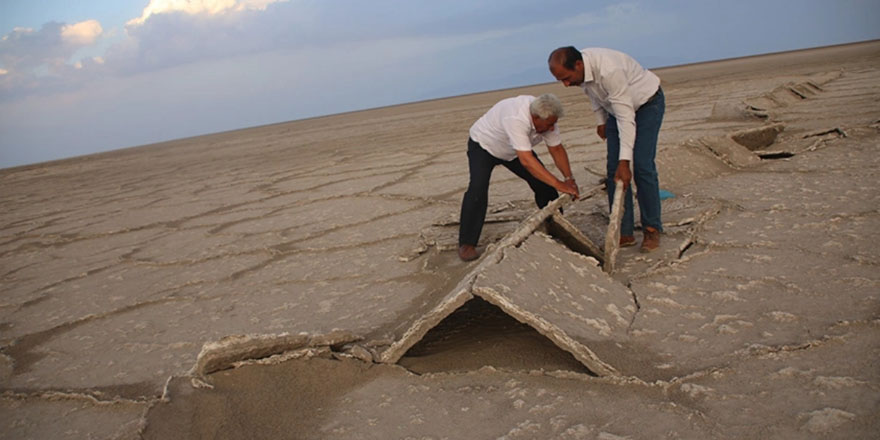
[758,152,796,160]
[787,87,808,99]
[398,297,590,375]
[142,357,400,440]
[3,320,86,375]
[544,217,604,262]
[678,240,694,259]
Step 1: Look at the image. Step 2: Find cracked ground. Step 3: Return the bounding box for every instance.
[2,42,879,439]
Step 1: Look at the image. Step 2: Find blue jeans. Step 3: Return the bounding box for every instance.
[605,87,665,236]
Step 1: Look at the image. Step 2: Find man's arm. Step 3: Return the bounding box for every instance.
[515,150,579,200]
[547,143,576,183]
[601,69,637,189]
[594,125,632,188]
[602,69,637,162]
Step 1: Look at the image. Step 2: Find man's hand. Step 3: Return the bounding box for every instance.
[596,124,606,140]
[516,150,579,201]
[556,178,579,200]
[614,160,632,190]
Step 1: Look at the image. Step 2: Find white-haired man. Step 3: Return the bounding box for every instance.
[458,93,579,261]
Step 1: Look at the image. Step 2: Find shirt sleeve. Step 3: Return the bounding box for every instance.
[502,116,534,153]
[595,109,609,126]
[588,92,609,125]
[601,68,637,162]
[542,125,562,147]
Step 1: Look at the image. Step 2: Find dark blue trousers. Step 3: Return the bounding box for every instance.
[605,87,665,236]
[459,138,558,246]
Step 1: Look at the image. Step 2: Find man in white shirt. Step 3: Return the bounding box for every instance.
[458,94,580,261]
[548,46,665,252]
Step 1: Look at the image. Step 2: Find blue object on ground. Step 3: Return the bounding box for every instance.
[659,189,675,200]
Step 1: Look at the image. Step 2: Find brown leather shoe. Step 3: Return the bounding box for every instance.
[640,227,660,253]
[458,244,480,261]
[619,235,636,247]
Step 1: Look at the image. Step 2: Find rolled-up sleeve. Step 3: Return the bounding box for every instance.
[542,125,562,147]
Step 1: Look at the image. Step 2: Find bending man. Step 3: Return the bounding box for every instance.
[458,94,579,261]
[548,46,665,252]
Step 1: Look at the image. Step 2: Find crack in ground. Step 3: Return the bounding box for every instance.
[2,296,190,375]
[625,284,641,334]
[1,388,158,405]
[8,263,117,313]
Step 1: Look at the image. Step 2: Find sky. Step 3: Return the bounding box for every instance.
[1,1,878,168]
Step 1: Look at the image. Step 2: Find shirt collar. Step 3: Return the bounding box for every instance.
[580,50,594,85]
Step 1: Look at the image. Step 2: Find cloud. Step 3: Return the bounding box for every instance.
[0,20,112,100]
[61,20,103,46]
[1,0,679,107]
[1,0,297,99]
[108,0,600,76]
[0,20,105,72]
[127,0,288,26]
[1,0,657,105]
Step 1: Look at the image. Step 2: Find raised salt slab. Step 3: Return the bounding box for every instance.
[379,193,638,376]
[603,180,625,274]
[472,233,637,376]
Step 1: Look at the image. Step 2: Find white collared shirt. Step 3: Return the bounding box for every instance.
[469,95,562,161]
[580,48,660,161]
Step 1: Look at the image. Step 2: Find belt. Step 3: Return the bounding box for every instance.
[647,86,662,103]
[638,87,662,110]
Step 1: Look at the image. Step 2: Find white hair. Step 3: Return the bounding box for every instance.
[529,93,565,120]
